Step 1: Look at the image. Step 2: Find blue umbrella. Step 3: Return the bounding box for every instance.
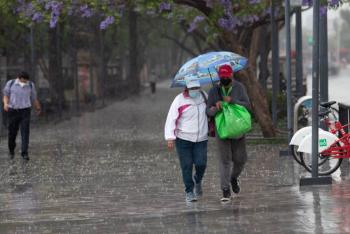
[171,51,248,88]
[171,57,198,88]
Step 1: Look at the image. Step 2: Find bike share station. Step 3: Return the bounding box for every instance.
[291,97,350,185]
[282,0,350,186]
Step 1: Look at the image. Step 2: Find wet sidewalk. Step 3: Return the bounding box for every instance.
[1,82,350,233]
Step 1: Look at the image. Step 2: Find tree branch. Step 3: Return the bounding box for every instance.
[161,33,197,57]
[174,0,212,16]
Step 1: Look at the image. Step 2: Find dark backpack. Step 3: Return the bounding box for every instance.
[200,90,216,137]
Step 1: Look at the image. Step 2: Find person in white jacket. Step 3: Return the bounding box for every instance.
[164,75,208,203]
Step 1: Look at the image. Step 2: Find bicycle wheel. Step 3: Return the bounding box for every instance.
[291,145,304,166]
[300,144,343,176]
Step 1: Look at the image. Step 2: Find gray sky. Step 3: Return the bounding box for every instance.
[300,5,346,34]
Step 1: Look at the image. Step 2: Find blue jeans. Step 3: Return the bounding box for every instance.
[175,138,208,193]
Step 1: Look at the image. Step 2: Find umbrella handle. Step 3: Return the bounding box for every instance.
[208,68,215,86]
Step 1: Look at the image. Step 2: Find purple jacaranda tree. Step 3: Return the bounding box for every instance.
[154,0,346,137]
[9,0,347,136]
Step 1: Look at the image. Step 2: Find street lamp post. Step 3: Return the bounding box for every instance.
[311,0,321,179]
[295,6,303,98]
[284,0,293,144]
[320,11,328,105]
[300,0,332,186]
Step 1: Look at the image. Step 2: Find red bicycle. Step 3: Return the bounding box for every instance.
[300,101,350,175]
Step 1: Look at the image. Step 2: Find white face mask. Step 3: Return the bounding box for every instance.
[19,81,27,87]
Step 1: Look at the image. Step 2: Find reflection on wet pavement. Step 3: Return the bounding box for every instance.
[1,84,350,233]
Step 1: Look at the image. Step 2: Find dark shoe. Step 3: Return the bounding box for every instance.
[231,178,240,194]
[221,188,231,202]
[22,154,29,161]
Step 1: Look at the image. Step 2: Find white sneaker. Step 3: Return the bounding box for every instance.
[185,192,197,202]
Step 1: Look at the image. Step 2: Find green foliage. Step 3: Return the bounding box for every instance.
[266,90,287,120]
[0,1,28,52]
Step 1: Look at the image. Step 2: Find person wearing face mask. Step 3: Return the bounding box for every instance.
[206,64,251,202]
[164,75,208,203]
[3,71,41,161]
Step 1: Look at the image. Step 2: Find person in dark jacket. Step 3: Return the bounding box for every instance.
[206,64,251,202]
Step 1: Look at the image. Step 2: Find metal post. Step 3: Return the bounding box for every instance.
[319,10,329,131]
[285,0,293,142]
[319,12,328,104]
[271,0,279,126]
[295,7,303,98]
[300,1,332,186]
[311,0,320,178]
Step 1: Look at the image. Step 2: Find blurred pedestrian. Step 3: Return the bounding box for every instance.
[3,71,41,161]
[149,69,157,94]
[164,75,208,202]
[206,64,251,202]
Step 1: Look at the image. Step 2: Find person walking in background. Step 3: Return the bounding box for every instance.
[164,75,208,202]
[149,69,158,94]
[206,64,251,202]
[3,71,41,161]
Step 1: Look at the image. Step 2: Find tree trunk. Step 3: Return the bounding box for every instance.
[239,68,275,137]
[48,26,64,117]
[258,25,271,90]
[128,8,140,94]
[171,0,278,137]
[222,28,276,137]
[98,29,106,105]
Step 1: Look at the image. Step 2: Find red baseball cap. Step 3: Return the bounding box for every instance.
[218,64,233,78]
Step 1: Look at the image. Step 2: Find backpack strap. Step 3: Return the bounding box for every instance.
[9,79,33,89]
[7,79,15,98]
[8,79,33,98]
[9,79,15,89]
[214,85,223,101]
[200,90,207,104]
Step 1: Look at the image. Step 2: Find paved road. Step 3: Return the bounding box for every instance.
[0,82,350,233]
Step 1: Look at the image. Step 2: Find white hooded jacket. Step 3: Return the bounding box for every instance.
[164,91,208,142]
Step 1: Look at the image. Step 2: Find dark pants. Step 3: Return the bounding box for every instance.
[8,108,31,156]
[150,82,156,94]
[216,137,247,190]
[175,138,208,193]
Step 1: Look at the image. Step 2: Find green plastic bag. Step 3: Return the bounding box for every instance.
[215,102,251,139]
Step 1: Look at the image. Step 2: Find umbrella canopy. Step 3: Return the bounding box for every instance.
[171,51,248,88]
